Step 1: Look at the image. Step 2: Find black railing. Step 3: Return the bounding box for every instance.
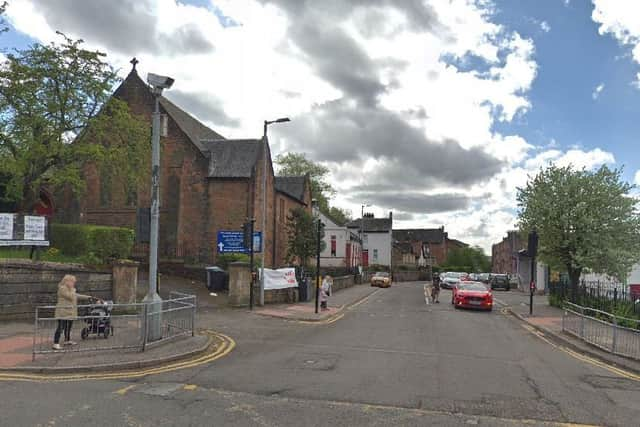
[549,278,640,318]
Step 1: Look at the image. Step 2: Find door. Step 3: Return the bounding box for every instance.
[362,250,369,267]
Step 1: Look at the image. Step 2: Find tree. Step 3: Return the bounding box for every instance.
[517,165,640,290]
[286,207,325,267]
[0,33,149,211]
[275,152,334,211]
[444,246,490,272]
[326,206,352,226]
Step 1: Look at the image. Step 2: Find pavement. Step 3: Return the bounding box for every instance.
[493,289,640,375]
[254,283,380,322]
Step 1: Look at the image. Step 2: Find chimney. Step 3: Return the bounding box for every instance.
[389,211,393,220]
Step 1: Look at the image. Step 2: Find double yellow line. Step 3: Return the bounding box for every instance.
[0,331,235,382]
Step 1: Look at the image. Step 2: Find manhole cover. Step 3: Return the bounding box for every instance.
[289,353,339,371]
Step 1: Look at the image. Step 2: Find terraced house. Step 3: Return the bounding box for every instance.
[57,61,311,267]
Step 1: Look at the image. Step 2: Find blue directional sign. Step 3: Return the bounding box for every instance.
[217,230,262,253]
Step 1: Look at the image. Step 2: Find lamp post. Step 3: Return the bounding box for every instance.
[260,117,290,306]
[314,213,323,314]
[144,72,175,341]
[360,204,370,267]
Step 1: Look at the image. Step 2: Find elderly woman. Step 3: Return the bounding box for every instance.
[52,274,96,350]
[320,275,333,311]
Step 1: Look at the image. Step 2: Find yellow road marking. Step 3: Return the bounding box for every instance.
[348,288,381,310]
[517,318,640,382]
[183,384,197,391]
[0,331,235,382]
[114,384,137,395]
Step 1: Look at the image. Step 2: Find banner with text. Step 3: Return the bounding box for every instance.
[263,267,298,290]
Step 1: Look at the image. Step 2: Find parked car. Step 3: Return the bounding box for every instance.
[489,274,510,291]
[370,271,391,288]
[476,273,490,284]
[452,281,493,311]
[441,272,467,289]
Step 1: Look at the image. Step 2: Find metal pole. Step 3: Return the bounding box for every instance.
[249,219,255,310]
[315,219,321,314]
[143,95,163,341]
[530,255,535,315]
[260,122,267,307]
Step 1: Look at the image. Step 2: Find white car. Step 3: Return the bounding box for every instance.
[441,272,467,289]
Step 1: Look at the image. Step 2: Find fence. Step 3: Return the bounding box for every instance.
[32,292,196,361]
[562,302,640,360]
[549,279,639,316]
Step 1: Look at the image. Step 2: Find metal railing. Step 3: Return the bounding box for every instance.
[562,302,640,360]
[32,292,196,361]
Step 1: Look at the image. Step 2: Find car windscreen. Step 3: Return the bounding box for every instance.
[375,272,389,277]
[458,283,488,292]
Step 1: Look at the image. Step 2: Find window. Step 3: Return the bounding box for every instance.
[373,249,378,262]
[363,234,368,244]
[331,235,337,256]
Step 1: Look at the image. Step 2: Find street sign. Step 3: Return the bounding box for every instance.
[217,230,262,253]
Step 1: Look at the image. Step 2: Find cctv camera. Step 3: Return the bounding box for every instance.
[147,73,175,90]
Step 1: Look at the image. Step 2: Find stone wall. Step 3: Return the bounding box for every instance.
[392,270,429,282]
[0,259,113,319]
[332,275,356,292]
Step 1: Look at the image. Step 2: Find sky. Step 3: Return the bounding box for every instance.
[2,0,640,253]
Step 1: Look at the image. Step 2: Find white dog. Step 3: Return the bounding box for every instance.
[424,282,434,305]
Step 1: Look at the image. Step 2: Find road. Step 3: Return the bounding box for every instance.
[2,282,639,426]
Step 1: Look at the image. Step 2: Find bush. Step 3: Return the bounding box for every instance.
[50,224,134,264]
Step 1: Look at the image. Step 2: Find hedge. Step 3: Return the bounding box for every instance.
[50,224,134,264]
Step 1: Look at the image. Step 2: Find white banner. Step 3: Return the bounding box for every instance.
[24,216,46,241]
[263,267,298,290]
[0,213,13,239]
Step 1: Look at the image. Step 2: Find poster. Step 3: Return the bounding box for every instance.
[263,267,298,290]
[24,216,46,241]
[0,213,13,240]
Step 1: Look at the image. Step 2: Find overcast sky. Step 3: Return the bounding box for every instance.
[4,0,640,253]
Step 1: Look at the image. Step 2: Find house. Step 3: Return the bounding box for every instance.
[392,227,467,266]
[491,230,524,274]
[346,213,393,268]
[315,211,362,269]
[57,60,311,267]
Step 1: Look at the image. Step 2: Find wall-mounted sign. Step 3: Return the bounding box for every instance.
[24,216,46,241]
[0,213,13,240]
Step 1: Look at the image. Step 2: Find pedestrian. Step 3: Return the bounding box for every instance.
[320,275,333,311]
[52,274,98,350]
[432,272,441,303]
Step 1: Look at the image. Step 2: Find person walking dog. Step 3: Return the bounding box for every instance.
[53,274,98,350]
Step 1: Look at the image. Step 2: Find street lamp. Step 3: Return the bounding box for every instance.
[360,204,370,267]
[260,117,290,306]
[144,72,174,341]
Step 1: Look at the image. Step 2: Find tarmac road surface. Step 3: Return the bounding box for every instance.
[2,282,639,426]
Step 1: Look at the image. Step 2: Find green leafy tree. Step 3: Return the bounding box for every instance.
[444,246,490,272]
[0,33,149,211]
[275,152,352,224]
[285,207,325,267]
[517,165,640,291]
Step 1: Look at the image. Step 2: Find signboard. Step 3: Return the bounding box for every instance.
[0,213,13,239]
[24,216,46,241]
[217,230,262,253]
[263,267,298,290]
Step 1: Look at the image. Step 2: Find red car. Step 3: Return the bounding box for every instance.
[451,281,493,311]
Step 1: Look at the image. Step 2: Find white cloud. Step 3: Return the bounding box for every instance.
[592,0,640,87]
[540,21,551,33]
[592,83,605,99]
[2,0,620,254]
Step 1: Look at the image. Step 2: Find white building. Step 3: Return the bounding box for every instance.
[346,212,393,268]
[317,212,362,269]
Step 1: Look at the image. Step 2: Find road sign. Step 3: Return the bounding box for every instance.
[217,230,262,253]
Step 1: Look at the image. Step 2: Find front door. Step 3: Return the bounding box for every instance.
[362,250,369,267]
